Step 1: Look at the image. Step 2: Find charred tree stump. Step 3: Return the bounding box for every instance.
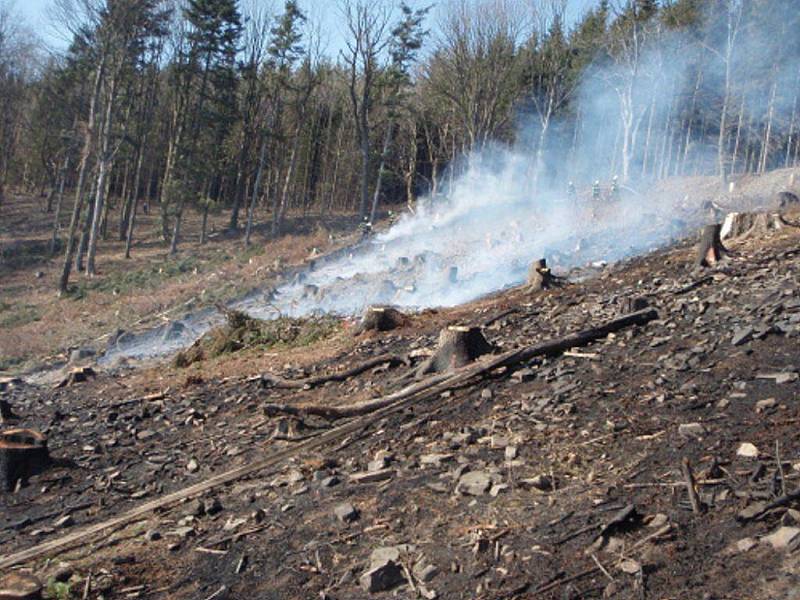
[527,258,558,292]
[416,326,493,378]
[55,366,97,388]
[354,306,407,335]
[776,190,799,211]
[695,224,727,268]
[620,297,649,315]
[0,429,50,492]
[0,399,15,422]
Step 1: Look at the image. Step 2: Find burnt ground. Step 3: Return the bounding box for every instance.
[1,217,800,600]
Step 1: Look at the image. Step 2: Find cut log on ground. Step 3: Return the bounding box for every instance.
[695,224,727,268]
[527,258,559,292]
[415,326,494,378]
[261,354,405,390]
[0,308,659,570]
[0,429,50,492]
[354,306,407,335]
[266,308,659,420]
[721,211,791,240]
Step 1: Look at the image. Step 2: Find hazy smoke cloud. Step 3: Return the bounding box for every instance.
[103,1,800,362]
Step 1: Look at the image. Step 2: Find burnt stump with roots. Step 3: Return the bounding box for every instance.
[416,325,494,378]
[354,305,408,335]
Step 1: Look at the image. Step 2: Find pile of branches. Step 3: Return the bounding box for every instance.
[173,308,340,368]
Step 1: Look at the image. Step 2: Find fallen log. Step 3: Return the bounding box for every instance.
[0,309,659,569]
[264,308,659,420]
[260,354,405,390]
[0,372,454,570]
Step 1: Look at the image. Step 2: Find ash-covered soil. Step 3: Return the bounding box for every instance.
[1,216,800,600]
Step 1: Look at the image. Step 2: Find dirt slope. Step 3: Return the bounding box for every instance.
[1,209,799,599]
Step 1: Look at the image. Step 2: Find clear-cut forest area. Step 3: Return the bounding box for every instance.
[2,0,800,599]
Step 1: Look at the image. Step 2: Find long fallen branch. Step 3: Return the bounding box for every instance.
[0,309,657,570]
[260,354,405,390]
[262,308,659,420]
[0,370,459,570]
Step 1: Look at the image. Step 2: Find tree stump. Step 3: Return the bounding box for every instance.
[620,297,649,315]
[776,190,799,210]
[354,306,407,335]
[695,224,727,268]
[55,366,97,388]
[527,258,557,291]
[0,429,50,492]
[416,326,493,378]
[0,399,15,422]
[0,572,43,600]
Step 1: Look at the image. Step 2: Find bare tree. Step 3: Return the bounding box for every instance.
[424,0,526,154]
[342,0,391,220]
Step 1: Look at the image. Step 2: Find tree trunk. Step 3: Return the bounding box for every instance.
[49,155,69,256]
[86,70,118,276]
[274,123,302,237]
[695,224,727,268]
[369,122,394,224]
[244,136,268,248]
[58,61,104,296]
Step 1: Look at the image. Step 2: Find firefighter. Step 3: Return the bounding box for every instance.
[358,216,372,240]
[591,179,601,201]
[567,181,576,200]
[609,175,619,201]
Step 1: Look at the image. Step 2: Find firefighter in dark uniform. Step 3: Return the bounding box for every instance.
[358,216,372,240]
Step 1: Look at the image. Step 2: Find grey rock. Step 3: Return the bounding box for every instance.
[334,502,359,524]
[360,561,405,593]
[420,454,454,467]
[456,471,493,496]
[678,422,705,438]
[350,468,394,484]
[320,476,340,488]
[763,526,800,550]
[732,326,754,346]
[414,562,439,583]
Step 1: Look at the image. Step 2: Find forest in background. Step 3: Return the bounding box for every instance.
[0,0,798,294]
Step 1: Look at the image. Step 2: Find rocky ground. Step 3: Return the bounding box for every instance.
[1,209,800,600]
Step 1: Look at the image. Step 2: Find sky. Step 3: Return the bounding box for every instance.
[13,0,599,56]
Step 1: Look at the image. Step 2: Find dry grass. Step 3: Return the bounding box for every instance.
[0,192,359,374]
